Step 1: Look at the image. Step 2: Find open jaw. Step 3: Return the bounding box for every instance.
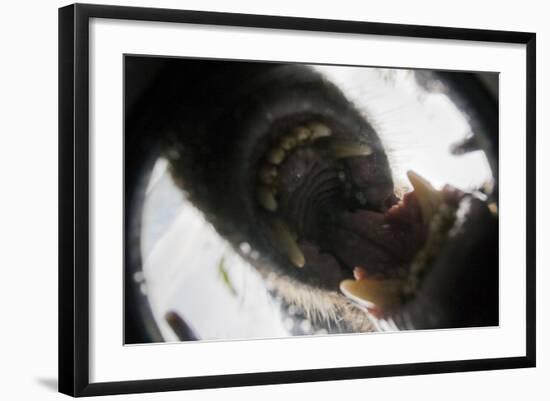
[150,62,498,335]
[249,115,462,320]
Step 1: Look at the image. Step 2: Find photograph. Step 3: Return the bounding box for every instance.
[54,1,536,397]
[0,0,542,399]
[124,56,499,344]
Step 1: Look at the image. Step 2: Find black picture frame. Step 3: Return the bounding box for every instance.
[59,3,536,397]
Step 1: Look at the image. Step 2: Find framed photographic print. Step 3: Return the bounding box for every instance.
[58,3,536,397]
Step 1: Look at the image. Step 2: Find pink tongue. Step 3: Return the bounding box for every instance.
[321,191,428,277]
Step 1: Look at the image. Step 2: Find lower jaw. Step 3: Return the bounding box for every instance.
[264,205,452,334]
[263,176,475,330]
[244,118,493,329]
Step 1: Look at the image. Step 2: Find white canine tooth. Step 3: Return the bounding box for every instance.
[280,135,297,150]
[268,147,285,165]
[340,278,402,311]
[259,165,277,185]
[308,122,332,141]
[257,186,278,211]
[292,126,312,143]
[328,139,373,158]
[406,170,443,223]
[269,219,305,268]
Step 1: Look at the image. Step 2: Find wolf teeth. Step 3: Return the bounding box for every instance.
[292,126,312,143]
[257,185,278,212]
[269,219,305,268]
[259,165,277,185]
[308,122,332,141]
[340,278,402,311]
[280,135,297,151]
[263,122,331,169]
[328,139,373,158]
[268,147,285,165]
[406,170,443,223]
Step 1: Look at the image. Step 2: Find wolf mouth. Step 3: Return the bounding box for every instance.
[247,113,429,295]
